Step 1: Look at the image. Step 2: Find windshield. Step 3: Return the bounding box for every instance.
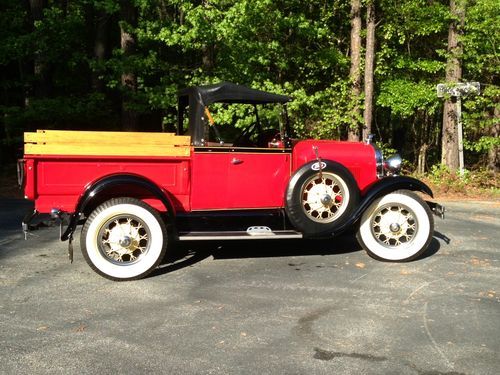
[201,103,290,148]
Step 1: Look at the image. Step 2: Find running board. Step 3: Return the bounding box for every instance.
[178,230,303,241]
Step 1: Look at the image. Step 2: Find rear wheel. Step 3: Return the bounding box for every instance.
[357,190,434,261]
[81,197,168,281]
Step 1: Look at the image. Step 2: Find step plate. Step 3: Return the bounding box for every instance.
[178,230,303,241]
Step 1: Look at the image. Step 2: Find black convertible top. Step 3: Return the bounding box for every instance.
[178,82,291,106]
[177,82,291,145]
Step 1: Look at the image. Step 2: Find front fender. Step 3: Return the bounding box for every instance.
[362,176,433,200]
[61,174,175,241]
[328,176,433,236]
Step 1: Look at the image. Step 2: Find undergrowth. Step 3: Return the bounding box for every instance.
[414,164,499,199]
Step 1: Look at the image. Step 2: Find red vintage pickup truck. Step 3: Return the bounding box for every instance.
[19,82,444,280]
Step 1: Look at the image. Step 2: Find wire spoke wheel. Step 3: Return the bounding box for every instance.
[301,172,349,223]
[357,190,434,262]
[81,198,168,281]
[371,205,417,248]
[285,160,359,236]
[98,215,151,265]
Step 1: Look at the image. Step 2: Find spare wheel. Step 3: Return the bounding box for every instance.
[285,160,360,236]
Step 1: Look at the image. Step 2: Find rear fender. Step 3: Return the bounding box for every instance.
[323,176,433,237]
[61,174,176,241]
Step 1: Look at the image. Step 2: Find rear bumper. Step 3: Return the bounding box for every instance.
[22,209,63,239]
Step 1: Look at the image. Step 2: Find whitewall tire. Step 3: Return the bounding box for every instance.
[81,198,168,281]
[357,190,434,262]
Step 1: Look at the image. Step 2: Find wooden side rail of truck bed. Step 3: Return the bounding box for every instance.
[24,129,192,157]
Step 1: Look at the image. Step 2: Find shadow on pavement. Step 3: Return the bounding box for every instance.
[151,231,444,278]
[0,198,446,278]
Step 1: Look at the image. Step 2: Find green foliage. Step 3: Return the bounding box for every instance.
[461,0,500,160]
[0,0,498,172]
[2,94,113,129]
[377,80,439,117]
[427,164,467,188]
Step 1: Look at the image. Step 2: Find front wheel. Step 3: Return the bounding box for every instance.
[357,190,434,262]
[81,197,168,281]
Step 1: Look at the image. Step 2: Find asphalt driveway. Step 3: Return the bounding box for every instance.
[0,198,499,374]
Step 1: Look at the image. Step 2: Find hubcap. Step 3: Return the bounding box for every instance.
[119,236,133,248]
[301,172,348,223]
[97,215,150,264]
[371,204,418,248]
[389,223,401,233]
[320,194,333,206]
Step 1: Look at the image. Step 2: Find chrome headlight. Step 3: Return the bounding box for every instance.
[374,147,384,178]
[384,154,402,176]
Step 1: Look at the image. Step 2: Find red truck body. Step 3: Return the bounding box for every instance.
[24,140,377,214]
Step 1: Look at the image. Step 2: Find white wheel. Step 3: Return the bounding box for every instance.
[81,198,168,280]
[357,190,434,262]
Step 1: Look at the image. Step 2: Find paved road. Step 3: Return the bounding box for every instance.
[0,198,499,374]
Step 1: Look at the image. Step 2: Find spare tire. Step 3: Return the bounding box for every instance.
[285,160,360,236]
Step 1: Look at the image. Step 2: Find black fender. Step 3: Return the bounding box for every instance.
[315,176,433,237]
[61,174,176,241]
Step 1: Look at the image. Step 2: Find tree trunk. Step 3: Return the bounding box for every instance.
[29,0,50,98]
[487,106,499,172]
[348,0,362,142]
[441,0,465,170]
[417,143,429,175]
[363,0,376,142]
[201,0,215,71]
[120,1,138,131]
[202,45,215,71]
[93,10,110,92]
[60,0,68,16]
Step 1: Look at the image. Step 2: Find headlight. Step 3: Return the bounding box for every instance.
[374,147,384,178]
[384,154,402,176]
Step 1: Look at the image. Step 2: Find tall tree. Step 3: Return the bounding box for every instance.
[120,0,138,131]
[462,0,500,172]
[441,0,465,170]
[201,0,215,71]
[92,7,110,92]
[348,0,362,142]
[363,0,376,142]
[28,0,50,98]
[488,110,499,171]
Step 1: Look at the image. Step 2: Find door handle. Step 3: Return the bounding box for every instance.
[231,158,243,165]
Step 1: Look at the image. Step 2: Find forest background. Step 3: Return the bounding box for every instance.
[0,0,498,194]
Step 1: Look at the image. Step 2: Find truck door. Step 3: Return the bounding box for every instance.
[226,148,291,209]
[190,147,291,210]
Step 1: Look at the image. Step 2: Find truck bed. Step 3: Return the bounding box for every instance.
[22,130,192,213]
